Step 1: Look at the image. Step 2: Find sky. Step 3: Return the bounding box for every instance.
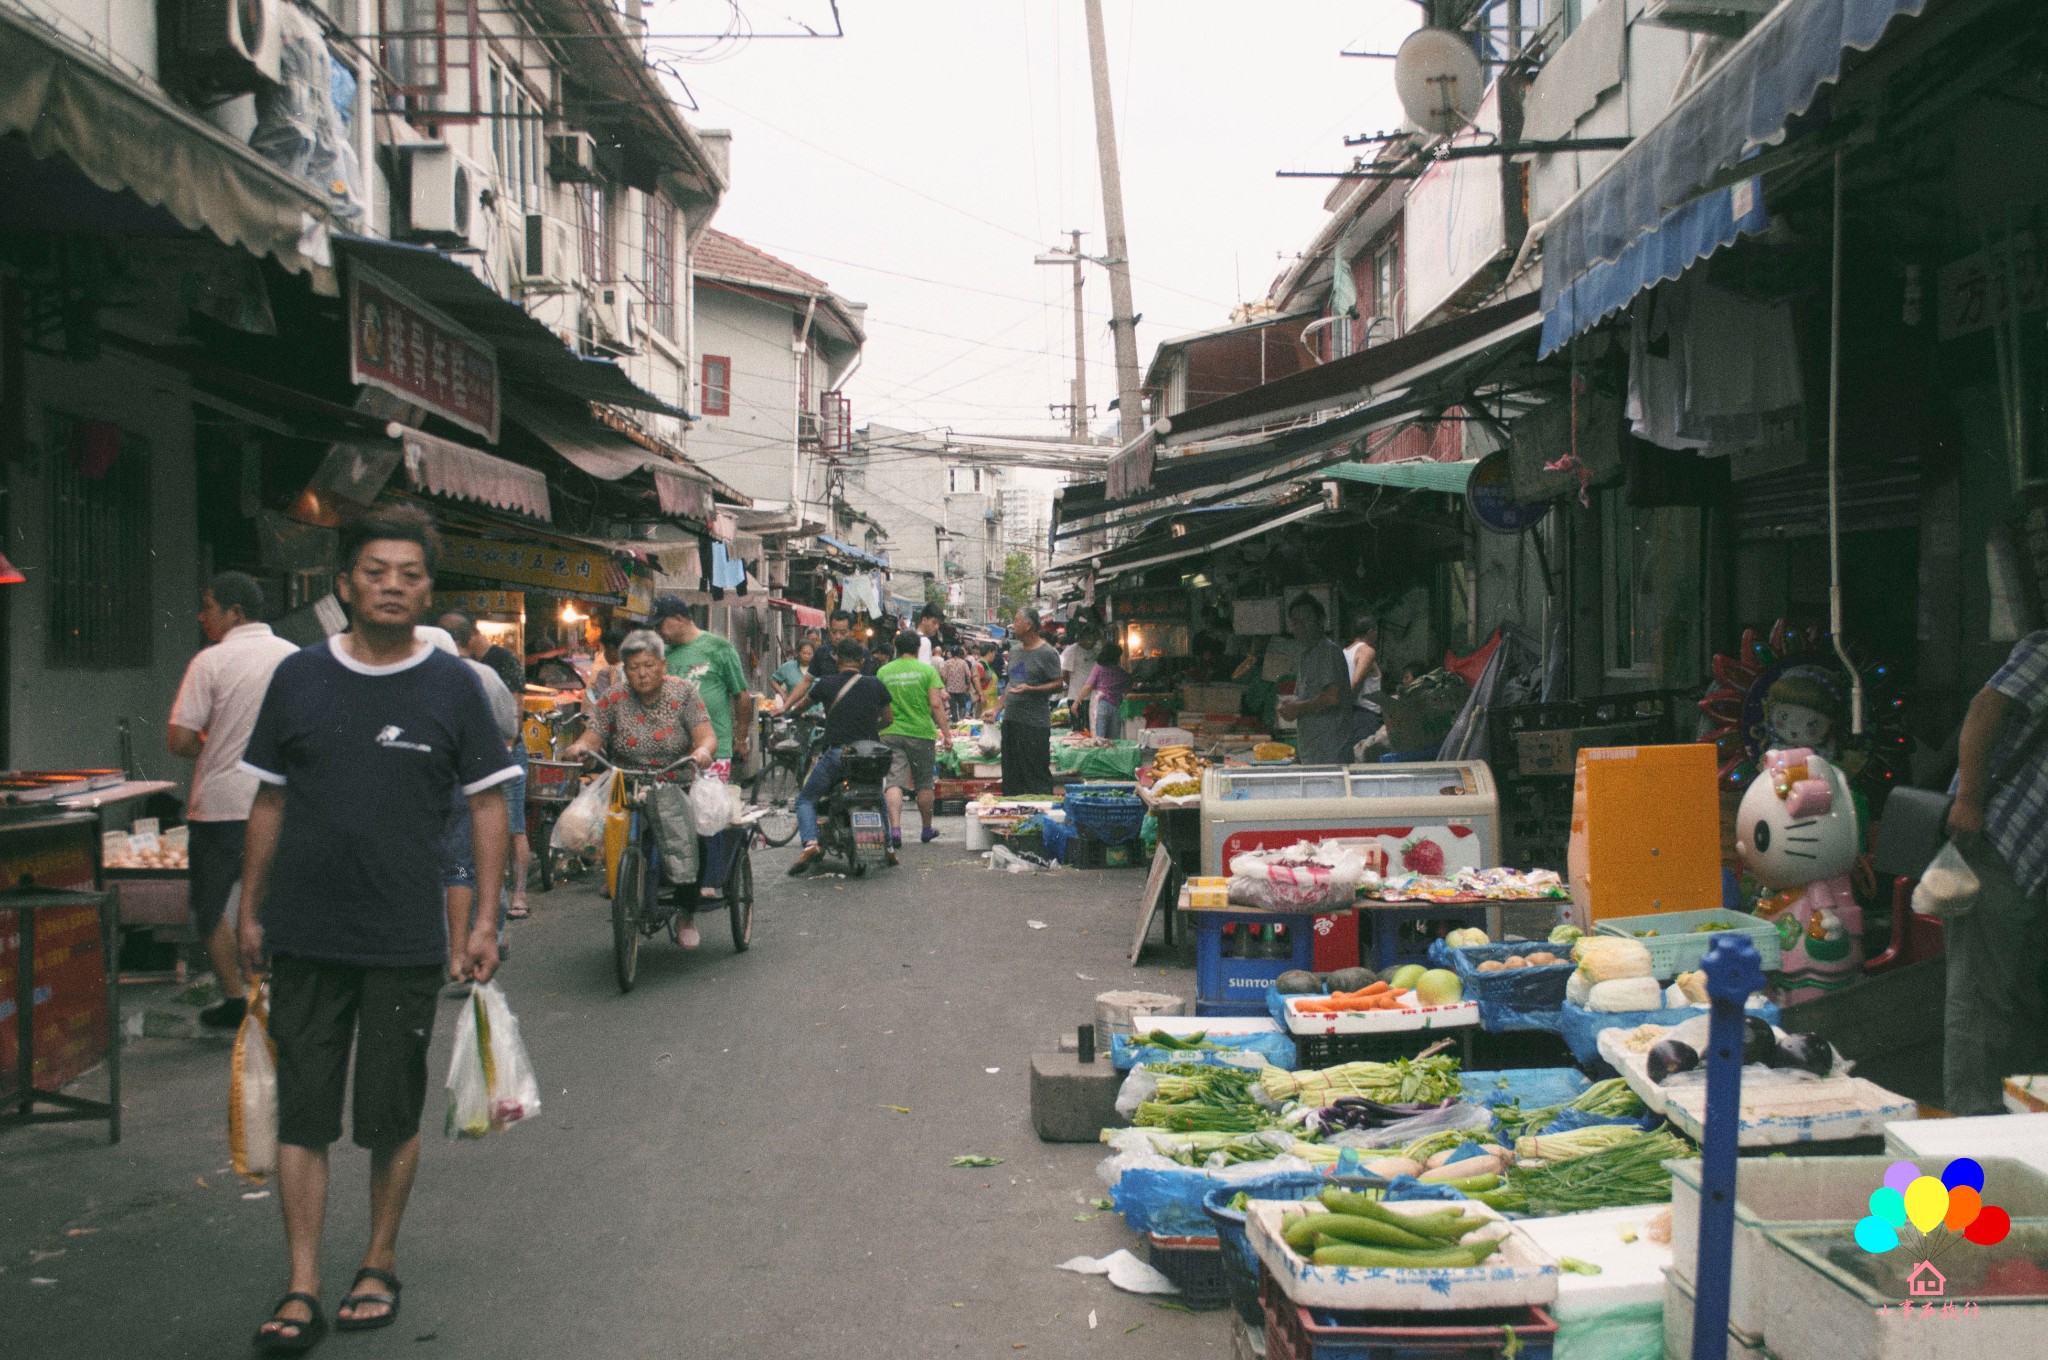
[653,0,1422,446]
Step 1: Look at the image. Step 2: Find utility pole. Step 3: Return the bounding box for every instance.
[1081,0,1144,440]
[1034,229,1091,441]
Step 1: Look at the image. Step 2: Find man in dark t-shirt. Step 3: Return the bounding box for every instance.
[240,507,517,1350]
[787,638,891,874]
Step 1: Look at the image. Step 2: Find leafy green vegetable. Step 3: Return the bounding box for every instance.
[949,1155,1003,1168]
[1479,1130,1694,1216]
[1559,1257,1605,1276]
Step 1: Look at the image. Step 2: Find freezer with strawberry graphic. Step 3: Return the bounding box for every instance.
[1197,760,1501,970]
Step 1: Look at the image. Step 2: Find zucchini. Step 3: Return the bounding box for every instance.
[1299,1213,1442,1251]
[1311,1239,1503,1269]
[1319,1191,1484,1240]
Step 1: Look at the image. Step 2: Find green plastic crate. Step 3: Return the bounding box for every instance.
[1593,907,1781,979]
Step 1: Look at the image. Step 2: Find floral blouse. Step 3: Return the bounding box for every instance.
[589,675,711,773]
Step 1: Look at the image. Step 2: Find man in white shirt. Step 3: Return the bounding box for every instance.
[1060,626,1101,734]
[166,572,298,1029]
[915,605,945,666]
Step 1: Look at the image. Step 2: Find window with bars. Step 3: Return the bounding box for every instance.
[46,413,152,669]
[701,356,731,416]
[645,198,677,340]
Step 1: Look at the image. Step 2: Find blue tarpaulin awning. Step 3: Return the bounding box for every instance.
[815,534,889,569]
[1539,0,1929,354]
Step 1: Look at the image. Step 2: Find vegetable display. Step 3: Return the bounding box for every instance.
[1259,1056,1463,1107]
[1291,981,1415,1013]
[1132,1063,1273,1133]
[1278,1188,1506,1269]
[1310,1096,1452,1134]
[1477,1129,1694,1216]
[1130,1029,1226,1053]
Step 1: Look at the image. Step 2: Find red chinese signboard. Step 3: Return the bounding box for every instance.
[348,265,500,442]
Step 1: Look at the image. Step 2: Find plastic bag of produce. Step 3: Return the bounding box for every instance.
[1323,1099,1492,1150]
[228,982,277,1181]
[1587,976,1666,1013]
[1574,937,1654,982]
[1227,843,1366,911]
[1912,839,1979,919]
[444,980,542,1140]
[689,775,735,836]
[648,782,701,885]
[549,767,616,853]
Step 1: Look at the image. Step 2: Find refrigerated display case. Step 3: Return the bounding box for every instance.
[1199,762,1501,969]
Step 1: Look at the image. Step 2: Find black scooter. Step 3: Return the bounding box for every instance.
[816,740,895,876]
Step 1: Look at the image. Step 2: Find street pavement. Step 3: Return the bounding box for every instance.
[1,822,1232,1358]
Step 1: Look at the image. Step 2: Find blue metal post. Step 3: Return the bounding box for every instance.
[1690,935,1764,1360]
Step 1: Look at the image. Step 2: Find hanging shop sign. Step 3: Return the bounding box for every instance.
[1938,234,2046,341]
[439,533,625,600]
[1465,451,1550,534]
[431,589,524,618]
[348,264,500,442]
[1110,587,1186,623]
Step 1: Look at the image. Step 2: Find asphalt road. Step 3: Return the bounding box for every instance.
[1,824,1231,1358]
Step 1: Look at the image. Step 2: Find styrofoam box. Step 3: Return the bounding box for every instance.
[1885,1112,2048,1178]
[1664,1268,1771,1360]
[1144,1014,1282,1040]
[1139,727,1194,749]
[1762,1220,2048,1360]
[1246,1196,1558,1313]
[1515,1206,1673,1322]
[1599,1025,1916,1146]
[1670,1155,2048,1345]
[1278,993,1481,1036]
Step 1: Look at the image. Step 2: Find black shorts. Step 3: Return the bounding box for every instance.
[269,954,445,1153]
[187,820,247,938]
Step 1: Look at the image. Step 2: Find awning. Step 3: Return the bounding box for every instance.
[506,398,716,524]
[1064,496,1333,582]
[770,597,828,628]
[1321,459,1481,496]
[333,236,685,418]
[1,10,339,281]
[1539,0,1929,353]
[401,428,551,521]
[1057,299,1543,538]
[816,534,889,569]
[1540,179,1769,358]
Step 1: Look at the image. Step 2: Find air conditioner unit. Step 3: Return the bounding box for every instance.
[403,145,491,249]
[591,287,637,354]
[521,213,572,289]
[1641,0,1776,35]
[547,130,600,183]
[165,0,284,94]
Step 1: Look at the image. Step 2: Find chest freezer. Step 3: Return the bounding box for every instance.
[1200,762,1501,971]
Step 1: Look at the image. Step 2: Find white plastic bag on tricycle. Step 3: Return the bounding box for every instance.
[549,767,617,853]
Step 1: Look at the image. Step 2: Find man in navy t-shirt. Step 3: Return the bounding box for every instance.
[786,638,892,874]
[237,505,517,1350]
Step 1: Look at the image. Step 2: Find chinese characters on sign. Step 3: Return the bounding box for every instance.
[439,533,627,601]
[348,266,500,441]
[1938,233,2046,341]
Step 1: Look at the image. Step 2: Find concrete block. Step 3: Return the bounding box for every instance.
[1030,1050,1124,1143]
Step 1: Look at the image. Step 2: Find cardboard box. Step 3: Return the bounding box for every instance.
[1566,744,1722,927]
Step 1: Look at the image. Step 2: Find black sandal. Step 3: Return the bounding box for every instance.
[253,1292,326,1354]
[334,1268,402,1332]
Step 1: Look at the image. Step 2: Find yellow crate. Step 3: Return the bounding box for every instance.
[1566,743,1723,927]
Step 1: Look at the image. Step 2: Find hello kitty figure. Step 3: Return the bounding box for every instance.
[1734,747,1863,1003]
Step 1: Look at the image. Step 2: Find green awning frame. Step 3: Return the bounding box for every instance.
[1320,459,1479,495]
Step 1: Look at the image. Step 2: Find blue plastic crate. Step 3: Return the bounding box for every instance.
[1202,1173,1383,1328]
[1063,782,1146,845]
[1559,998,1782,1070]
[1426,939,1576,1033]
[1364,903,1490,971]
[1195,910,1317,1008]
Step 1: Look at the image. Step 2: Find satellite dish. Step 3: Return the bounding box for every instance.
[1394,28,1483,136]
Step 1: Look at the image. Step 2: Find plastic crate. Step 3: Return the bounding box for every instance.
[1262,1274,1558,1360]
[1071,830,1140,869]
[1147,1233,1233,1311]
[1592,907,1781,979]
[1426,940,1575,1033]
[1364,904,1490,971]
[1203,1174,1383,1328]
[1063,782,1146,845]
[1294,1028,1475,1069]
[1195,911,1318,1009]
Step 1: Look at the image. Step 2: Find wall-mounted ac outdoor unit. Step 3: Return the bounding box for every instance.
[164,0,284,94]
[547,130,600,183]
[521,213,572,289]
[1641,0,1777,35]
[402,144,492,249]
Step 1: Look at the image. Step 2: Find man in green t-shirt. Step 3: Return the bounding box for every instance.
[653,596,753,769]
[877,629,951,848]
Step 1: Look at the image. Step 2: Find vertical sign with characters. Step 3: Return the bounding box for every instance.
[348,264,500,442]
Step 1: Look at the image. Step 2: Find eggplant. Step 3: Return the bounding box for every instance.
[1772,1031,1836,1077]
[1646,1039,1700,1084]
[1742,1016,1782,1067]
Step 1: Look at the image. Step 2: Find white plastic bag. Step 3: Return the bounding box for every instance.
[229,983,278,1180]
[689,775,734,836]
[549,767,617,853]
[1912,840,1980,919]
[444,980,542,1139]
[1228,844,1367,910]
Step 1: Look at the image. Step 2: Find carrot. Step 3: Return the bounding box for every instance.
[1359,980,1391,996]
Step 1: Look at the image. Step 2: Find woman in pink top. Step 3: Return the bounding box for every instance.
[1082,643,1132,741]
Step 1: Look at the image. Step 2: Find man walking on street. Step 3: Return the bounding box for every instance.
[1945,627,2048,1114]
[915,604,945,666]
[439,610,531,919]
[166,572,297,1030]
[1061,626,1100,734]
[988,608,1063,796]
[653,596,752,930]
[878,629,951,847]
[238,505,518,1352]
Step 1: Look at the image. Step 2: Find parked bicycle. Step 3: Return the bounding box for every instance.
[524,704,591,891]
[742,710,816,847]
[590,753,754,993]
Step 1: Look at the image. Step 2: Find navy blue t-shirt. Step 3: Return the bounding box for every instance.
[241,637,520,966]
[810,672,890,747]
